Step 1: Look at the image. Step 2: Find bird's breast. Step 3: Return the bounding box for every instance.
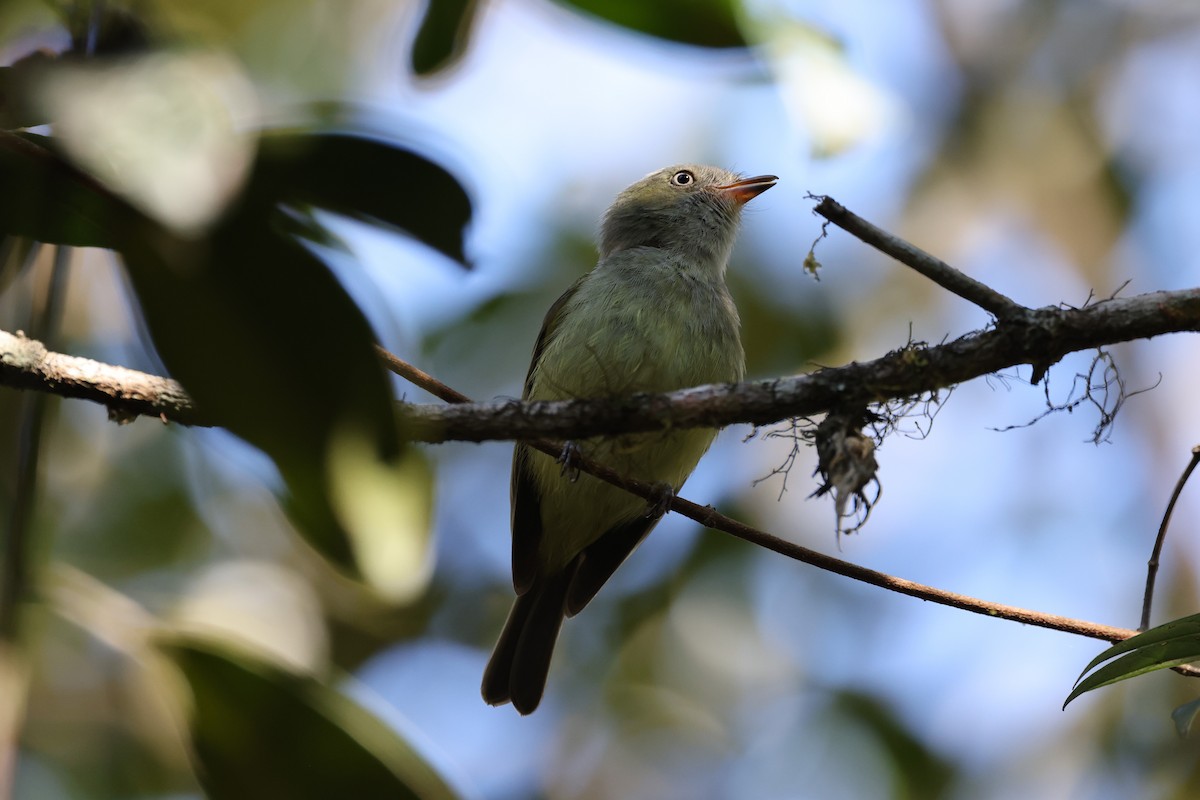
[530,260,744,402]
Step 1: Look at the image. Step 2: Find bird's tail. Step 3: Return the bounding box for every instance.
[481,563,575,715]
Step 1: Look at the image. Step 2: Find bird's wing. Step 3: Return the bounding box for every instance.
[510,277,585,594]
[564,514,659,617]
[510,443,543,595]
[522,276,584,397]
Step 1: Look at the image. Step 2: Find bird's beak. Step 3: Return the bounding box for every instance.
[716,174,778,205]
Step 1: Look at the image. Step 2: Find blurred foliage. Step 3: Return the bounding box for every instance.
[164,636,459,800]
[411,0,479,76]
[0,0,471,796]
[1,33,472,583]
[0,132,142,248]
[553,0,747,49]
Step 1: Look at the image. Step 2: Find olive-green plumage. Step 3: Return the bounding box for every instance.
[482,164,776,714]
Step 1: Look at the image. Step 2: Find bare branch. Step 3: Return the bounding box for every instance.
[3,286,1199,443]
[375,344,468,404]
[811,194,1028,320]
[0,329,203,425]
[398,288,1200,443]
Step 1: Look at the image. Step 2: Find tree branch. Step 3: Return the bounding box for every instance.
[811,194,1029,320]
[375,344,1197,673]
[2,291,1199,450]
[0,329,205,426]
[398,288,1200,443]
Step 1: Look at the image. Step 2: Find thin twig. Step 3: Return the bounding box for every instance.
[1140,445,1200,631]
[374,344,467,403]
[811,194,1028,320]
[377,347,1194,670]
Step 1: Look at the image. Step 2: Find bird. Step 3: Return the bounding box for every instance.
[481,164,777,714]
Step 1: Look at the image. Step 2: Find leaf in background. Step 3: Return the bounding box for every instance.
[0,49,55,129]
[32,49,258,236]
[1172,697,1200,738]
[833,691,955,798]
[328,437,434,603]
[0,131,149,249]
[552,0,748,49]
[252,131,473,266]
[756,23,900,157]
[410,0,479,76]
[161,637,460,800]
[1064,613,1200,707]
[120,211,405,575]
[5,49,469,593]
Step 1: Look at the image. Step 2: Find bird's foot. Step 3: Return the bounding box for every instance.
[558,440,582,482]
[645,482,675,519]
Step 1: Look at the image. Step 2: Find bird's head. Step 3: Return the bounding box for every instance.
[599,165,777,266]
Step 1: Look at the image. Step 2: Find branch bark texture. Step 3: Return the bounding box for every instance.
[0,330,202,425]
[399,288,1200,443]
[1,288,1198,441]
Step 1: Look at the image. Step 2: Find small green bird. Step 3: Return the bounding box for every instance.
[482,165,777,714]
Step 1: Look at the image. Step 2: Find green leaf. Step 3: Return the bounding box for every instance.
[553,0,748,49]
[1064,613,1200,707]
[1075,613,1200,680]
[251,131,473,266]
[161,637,460,800]
[410,0,479,76]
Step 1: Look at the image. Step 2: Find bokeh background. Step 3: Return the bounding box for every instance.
[4,0,1200,798]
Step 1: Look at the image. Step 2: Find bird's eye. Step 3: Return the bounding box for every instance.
[670,170,695,187]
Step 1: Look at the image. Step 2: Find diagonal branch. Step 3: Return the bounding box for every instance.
[1140,445,1200,631]
[811,194,1029,320]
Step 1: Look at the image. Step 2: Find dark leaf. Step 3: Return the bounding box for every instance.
[162,637,460,800]
[251,131,473,266]
[120,208,403,572]
[552,0,748,49]
[0,131,150,249]
[410,0,479,76]
[0,50,55,129]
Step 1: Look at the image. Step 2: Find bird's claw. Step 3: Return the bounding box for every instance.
[558,441,581,482]
[645,482,675,519]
